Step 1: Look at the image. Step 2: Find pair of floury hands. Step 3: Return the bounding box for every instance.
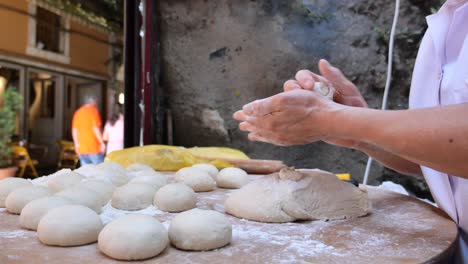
[233,59,368,147]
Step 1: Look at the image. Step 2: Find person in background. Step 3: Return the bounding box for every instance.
[72,96,105,165]
[103,104,124,155]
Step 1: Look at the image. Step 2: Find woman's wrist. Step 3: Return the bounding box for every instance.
[324,104,377,144]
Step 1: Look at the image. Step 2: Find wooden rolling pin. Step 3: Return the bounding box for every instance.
[196,156,287,174]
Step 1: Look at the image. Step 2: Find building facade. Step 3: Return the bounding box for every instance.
[0,0,121,165]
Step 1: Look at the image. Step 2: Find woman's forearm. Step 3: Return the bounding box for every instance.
[355,142,422,177]
[330,103,468,178]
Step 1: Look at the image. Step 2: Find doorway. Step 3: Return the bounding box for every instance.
[26,69,64,165]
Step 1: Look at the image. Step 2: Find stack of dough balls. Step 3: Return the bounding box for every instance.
[174,167,215,192]
[0,161,238,261]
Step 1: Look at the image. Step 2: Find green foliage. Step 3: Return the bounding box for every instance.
[0,89,23,168]
[43,0,122,32]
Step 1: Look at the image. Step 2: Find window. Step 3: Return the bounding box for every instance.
[27,3,70,64]
[36,7,62,53]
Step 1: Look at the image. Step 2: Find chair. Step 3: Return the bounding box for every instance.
[12,146,39,178]
[57,140,79,170]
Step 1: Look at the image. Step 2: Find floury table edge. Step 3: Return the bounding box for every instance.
[0,175,458,264]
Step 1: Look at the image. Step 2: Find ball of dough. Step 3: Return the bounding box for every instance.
[129,173,167,190]
[56,186,103,213]
[75,164,129,186]
[216,168,249,189]
[98,214,168,260]
[111,183,156,211]
[192,164,218,178]
[47,171,85,192]
[174,167,215,192]
[6,185,52,214]
[73,164,97,177]
[38,168,72,187]
[0,178,32,207]
[169,208,232,251]
[20,196,75,230]
[126,163,154,172]
[38,205,103,246]
[154,183,196,212]
[77,180,116,205]
[96,161,127,175]
[224,168,371,223]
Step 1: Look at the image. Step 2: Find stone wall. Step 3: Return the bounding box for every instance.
[158,0,441,198]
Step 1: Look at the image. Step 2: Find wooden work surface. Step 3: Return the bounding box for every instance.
[0,175,458,264]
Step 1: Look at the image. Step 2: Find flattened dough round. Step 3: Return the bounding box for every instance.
[56,186,103,213]
[20,196,75,230]
[111,183,156,210]
[174,167,215,192]
[216,167,249,189]
[6,185,52,214]
[48,171,84,192]
[192,164,218,178]
[0,178,32,207]
[224,168,371,223]
[98,214,168,260]
[38,205,103,246]
[169,208,231,251]
[154,183,196,212]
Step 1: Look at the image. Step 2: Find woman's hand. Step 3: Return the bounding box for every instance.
[285,59,368,107]
[283,59,368,148]
[233,89,344,146]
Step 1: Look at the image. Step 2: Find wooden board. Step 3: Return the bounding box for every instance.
[0,176,458,264]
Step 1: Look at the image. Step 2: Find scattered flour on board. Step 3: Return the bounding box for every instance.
[228,221,350,262]
[0,229,28,238]
[99,203,165,225]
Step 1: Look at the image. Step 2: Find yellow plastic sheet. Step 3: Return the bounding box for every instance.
[105,145,250,171]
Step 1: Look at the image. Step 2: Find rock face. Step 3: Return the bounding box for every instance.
[158,0,440,193]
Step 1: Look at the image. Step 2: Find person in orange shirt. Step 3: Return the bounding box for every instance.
[72,96,105,165]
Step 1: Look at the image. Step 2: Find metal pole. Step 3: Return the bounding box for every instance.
[123,0,141,148]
